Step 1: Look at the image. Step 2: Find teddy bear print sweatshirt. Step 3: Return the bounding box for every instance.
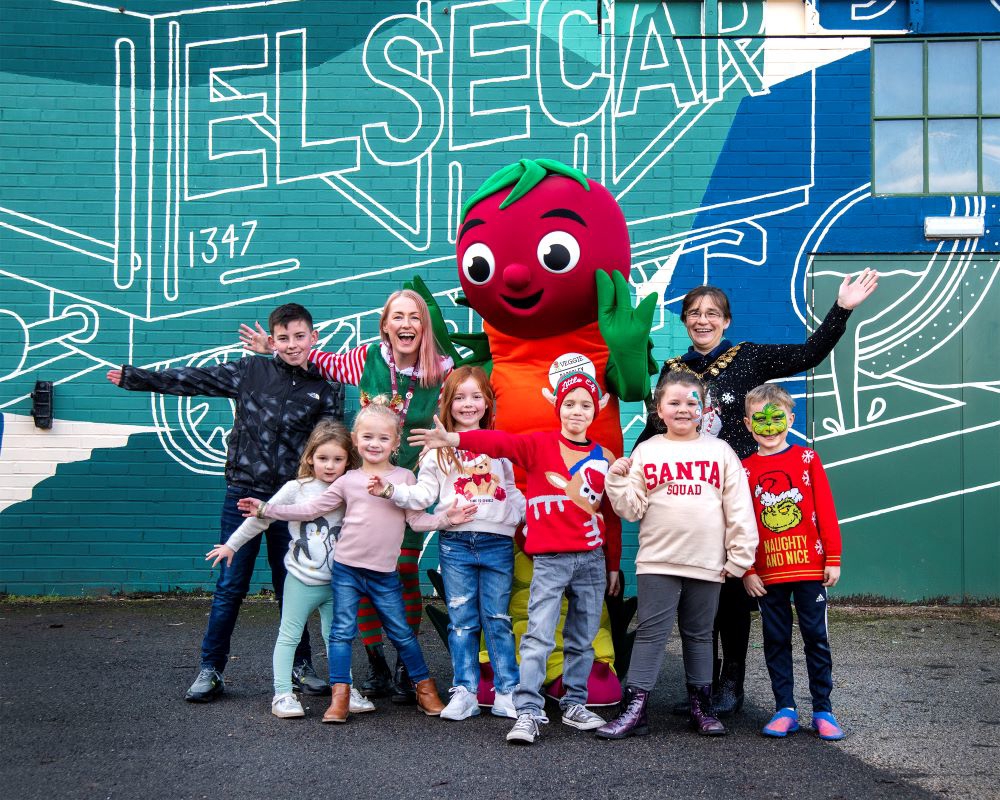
[390,447,526,537]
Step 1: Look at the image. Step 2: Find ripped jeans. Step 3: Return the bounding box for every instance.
[438,531,518,695]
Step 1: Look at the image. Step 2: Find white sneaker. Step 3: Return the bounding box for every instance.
[349,686,375,713]
[440,686,481,721]
[506,712,547,744]
[271,692,305,719]
[491,691,517,719]
[561,703,605,730]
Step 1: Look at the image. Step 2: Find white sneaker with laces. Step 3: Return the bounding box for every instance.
[349,686,375,713]
[561,703,605,730]
[440,686,481,720]
[271,692,305,719]
[506,712,547,744]
[491,691,517,719]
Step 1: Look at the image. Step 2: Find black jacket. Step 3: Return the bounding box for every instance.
[120,355,343,494]
[635,303,852,459]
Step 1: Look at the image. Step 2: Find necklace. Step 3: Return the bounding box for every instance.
[387,348,417,425]
[666,343,742,380]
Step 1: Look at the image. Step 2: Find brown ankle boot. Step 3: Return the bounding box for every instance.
[414,677,445,716]
[322,683,351,723]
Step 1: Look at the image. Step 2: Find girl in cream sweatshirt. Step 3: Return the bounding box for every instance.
[598,371,757,740]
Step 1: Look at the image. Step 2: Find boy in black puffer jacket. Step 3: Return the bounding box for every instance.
[107,303,342,702]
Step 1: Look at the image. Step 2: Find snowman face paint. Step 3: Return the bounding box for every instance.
[750,403,788,436]
[691,390,704,422]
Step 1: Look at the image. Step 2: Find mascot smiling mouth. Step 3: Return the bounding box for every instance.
[501,290,543,310]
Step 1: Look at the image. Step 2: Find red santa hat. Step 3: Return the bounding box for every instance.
[755,471,804,507]
[459,450,489,469]
[554,371,602,418]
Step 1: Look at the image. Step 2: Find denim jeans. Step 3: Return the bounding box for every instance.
[438,531,518,694]
[328,561,430,685]
[200,486,310,672]
[758,581,833,712]
[514,549,606,716]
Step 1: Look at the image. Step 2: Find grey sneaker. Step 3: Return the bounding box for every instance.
[185,667,224,702]
[561,703,606,730]
[506,712,546,744]
[292,661,329,696]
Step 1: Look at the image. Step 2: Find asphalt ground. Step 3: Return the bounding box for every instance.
[1,599,997,800]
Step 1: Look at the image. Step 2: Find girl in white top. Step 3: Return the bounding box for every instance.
[369,366,525,721]
[206,420,373,719]
[598,371,757,740]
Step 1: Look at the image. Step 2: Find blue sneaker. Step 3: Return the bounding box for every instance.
[812,711,846,740]
[761,707,799,738]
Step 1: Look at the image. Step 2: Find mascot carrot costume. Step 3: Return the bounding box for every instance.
[416,159,657,705]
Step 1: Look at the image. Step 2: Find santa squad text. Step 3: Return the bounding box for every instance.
[643,461,722,491]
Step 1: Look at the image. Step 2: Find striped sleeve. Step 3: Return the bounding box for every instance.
[308,344,368,386]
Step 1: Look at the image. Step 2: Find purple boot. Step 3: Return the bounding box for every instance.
[595,686,650,739]
[688,684,726,736]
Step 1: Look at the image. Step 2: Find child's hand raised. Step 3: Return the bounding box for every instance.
[106,369,123,386]
[236,497,262,517]
[367,474,392,499]
[206,544,236,568]
[609,457,632,477]
[238,321,273,354]
[444,497,477,526]
[408,415,459,450]
[742,573,767,597]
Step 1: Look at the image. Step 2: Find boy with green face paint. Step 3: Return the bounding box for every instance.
[740,384,846,741]
[749,403,789,438]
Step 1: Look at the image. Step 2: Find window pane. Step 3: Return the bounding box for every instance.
[928,119,978,193]
[874,120,924,193]
[928,42,978,116]
[874,42,923,116]
[984,119,1000,192]
[983,42,1000,115]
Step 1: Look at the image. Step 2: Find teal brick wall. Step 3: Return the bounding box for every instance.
[1,0,997,599]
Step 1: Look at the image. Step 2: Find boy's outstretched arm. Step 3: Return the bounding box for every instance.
[110,360,245,399]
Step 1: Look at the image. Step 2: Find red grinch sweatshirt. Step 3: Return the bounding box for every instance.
[458,429,621,572]
[742,445,842,585]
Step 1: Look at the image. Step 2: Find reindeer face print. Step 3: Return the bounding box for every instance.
[545,442,609,515]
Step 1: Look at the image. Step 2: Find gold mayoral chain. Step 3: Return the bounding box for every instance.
[666,343,742,379]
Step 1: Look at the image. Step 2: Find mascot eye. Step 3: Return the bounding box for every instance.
[462,243,495,285]
[537,231,580,273]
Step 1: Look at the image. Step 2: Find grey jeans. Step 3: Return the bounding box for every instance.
[625,573,721,691]
[513,549,606,716]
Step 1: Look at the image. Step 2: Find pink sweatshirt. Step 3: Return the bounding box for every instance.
[266,467,448,573]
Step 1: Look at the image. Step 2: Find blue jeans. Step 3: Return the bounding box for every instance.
[514,550,606,716]
[758,581,833,712]
[200,486,310,672]
[438,531,518,694]
[328,561,429,685]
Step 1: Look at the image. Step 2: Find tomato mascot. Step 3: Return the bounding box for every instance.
[418,158,657,706]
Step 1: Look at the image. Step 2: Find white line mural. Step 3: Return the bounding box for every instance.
[0,0,996,596]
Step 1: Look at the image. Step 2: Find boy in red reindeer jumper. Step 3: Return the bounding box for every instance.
[741,384,845,741]
[411,371,621,745]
